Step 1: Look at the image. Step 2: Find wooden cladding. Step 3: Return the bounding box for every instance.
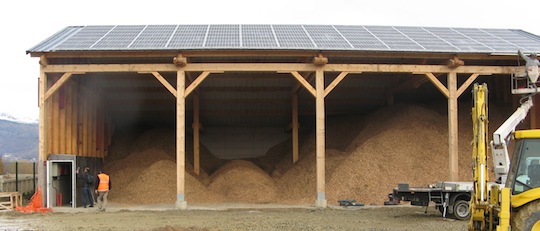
[45,76,112,159]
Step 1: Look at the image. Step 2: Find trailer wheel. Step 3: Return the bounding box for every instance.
[452,200,470,220]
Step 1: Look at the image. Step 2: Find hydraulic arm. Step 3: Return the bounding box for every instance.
[469,83,491,230]
[491,98,534,184]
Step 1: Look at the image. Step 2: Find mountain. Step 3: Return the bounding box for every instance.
[0,117,39,161]
[0,112,38,124]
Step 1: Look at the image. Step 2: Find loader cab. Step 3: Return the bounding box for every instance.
[507,130,540,195]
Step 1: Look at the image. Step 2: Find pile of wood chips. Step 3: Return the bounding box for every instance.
[105,103,511,205]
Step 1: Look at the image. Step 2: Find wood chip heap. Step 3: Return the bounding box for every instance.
[105,103,511,205]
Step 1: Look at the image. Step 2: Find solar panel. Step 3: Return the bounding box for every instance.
[303,25,351,48]
[205,25,240,47]
[454,28,519,51]
[365,26,424,50]
[129,25,177,49]
[92,25,146,49]
[56,26,115,49]
[334,25,388,49]
[395,27,458,51]
[487,29,540,52]
[241,25,278,48]
[167,25,207,48]
[273,25,315,48]
[27,24,540,54]
[425,27,490,51]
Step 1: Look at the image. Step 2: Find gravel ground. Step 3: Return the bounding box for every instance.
[0,205,467,231]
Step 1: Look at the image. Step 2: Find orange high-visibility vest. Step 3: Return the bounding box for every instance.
[97,173,110,192]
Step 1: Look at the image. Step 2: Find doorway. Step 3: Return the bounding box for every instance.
[46,160,76,208]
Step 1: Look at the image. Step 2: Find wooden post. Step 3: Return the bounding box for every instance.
[59,86,66,154]
[193,93,200,175]
[51,83,59,154]
[73,82,80,156]
[532,95,539,129]
[176,70,187,209]
[315,67,327,208]
[448,72,459,181]
[292,94,299,163]
[65,81,73,154]
[38,60,47,206]
[82,88,89,157]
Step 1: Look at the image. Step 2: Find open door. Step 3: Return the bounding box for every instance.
[46,160,76,208]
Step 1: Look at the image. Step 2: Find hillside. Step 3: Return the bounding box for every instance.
[0,119,38,160]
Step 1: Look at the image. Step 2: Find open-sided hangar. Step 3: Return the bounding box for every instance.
[26,24,540,208]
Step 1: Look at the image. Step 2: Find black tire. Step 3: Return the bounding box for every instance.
[452,200,470,220]
[513,200,540,231]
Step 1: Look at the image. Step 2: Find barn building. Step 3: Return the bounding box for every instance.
[26,24,540,208]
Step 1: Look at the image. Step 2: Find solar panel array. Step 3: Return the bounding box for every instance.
[28,24,540,53]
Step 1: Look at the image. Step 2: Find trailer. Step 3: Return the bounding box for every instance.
[385,182,475,220]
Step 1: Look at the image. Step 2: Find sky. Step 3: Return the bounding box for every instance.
[1,0,539,120]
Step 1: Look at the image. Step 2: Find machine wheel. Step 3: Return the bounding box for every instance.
[513,200,540,231]
[452,200,470,220]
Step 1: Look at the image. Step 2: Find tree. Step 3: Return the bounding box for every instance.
[0,157,4,174]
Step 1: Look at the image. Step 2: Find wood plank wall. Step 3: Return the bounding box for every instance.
[45,76,112,159]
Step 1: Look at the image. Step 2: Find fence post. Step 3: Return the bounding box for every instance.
[15,162,18,192]
[33,162,36,193]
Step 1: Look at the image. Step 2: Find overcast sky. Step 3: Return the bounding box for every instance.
[1,0,539,119]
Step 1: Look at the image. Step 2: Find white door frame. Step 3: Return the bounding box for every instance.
[46,160,76,208]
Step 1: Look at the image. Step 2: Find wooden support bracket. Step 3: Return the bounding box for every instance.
[290,71,316,97]
[313,54,328,66]
[447,56,464,69]
[173,54,187,67]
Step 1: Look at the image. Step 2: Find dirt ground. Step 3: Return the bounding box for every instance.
[0,204,466,231]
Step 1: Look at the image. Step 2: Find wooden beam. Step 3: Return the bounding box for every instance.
[456,73,480,97]
[176,70,187,209]
[292,72,314,94]
[290,71,316,97]
[315,68,327,208]
[150,72,177,98]
[65,81,73,154]
[292,94,299,163]
[39,74,47,160]
[44,72,73,101]
[324,72,349,98]
[82,88,89,157]
[425,73,450,98]
[71,83,79,156]
[532,95,540,129]
[325,64,518,74]
[59,87,66,155]
[51,87,59,155]
[43,63,522,74]
[185,72,210,98]
[193,93,200,175]
[448,72,459,181]
[39,55,48,67]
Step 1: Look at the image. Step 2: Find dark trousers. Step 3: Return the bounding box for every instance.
[82,186,94,207]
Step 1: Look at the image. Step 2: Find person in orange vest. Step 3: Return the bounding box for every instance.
[94,169,111,212]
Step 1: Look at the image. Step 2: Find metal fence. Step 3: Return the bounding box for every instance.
[0,174,37,195]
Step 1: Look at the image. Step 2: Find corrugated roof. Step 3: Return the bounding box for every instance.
[27,24,540,54]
